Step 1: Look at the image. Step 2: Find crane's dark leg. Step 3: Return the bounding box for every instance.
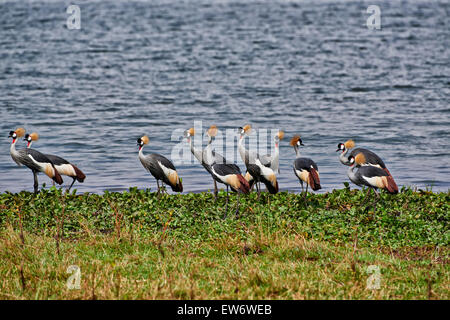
[161,182,167,194]
[156,180,161,198]
[33,170,39,194]
[363,188,373,212]
[213,179,218,201]
[223,186,229,219]
[361,187,371,206]
[68,177,76,191]
[234,191,240,218]
[372,189,380,212]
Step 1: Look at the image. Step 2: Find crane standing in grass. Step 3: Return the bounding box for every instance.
[337,139,398,195]
[24,132,86,191]
[137,135,183,195]
[347,155,398,211]
[185,126,228,200]
[9,128,63,193]
[197,125,250,217]
[290,135,321,205]
[238,124,278,199]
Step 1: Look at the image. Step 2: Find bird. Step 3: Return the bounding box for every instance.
[337,139,391,174]
[9,128,63,193]
[337,139,398,190]
[290,135,321,205]
[260,130,285,174]
[237,124,278,199]
[24,132,86,191]
[204,129,250,218]
[137,135,182,194]
[184,126,220,199]
[347,154,398,211]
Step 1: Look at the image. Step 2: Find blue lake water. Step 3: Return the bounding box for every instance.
[0,0,449,194]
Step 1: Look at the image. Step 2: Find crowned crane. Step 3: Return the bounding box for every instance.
[337,139,392,174]
[337,139,398,190]
[137,135,183,194]
[290,135,321,205]
[24,133,86,191]
[184,126,220,199]
[204,130,250,218]
[238,124,278,199]
[260,130,285,174]
[9,128,63,193]
[347,155,398,211]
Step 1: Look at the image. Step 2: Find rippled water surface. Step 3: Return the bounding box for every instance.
[0,0,449,194]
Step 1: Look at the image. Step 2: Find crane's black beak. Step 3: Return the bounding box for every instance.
[8,131,13,138]
[336,148,340,152]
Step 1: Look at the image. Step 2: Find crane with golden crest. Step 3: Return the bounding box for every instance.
[290,135,321,205]
[8,127,63,193]
[137,134,183,195]
[24,132,86,191]
[238,124,279,199]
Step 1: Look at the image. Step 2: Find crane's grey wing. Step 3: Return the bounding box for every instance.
[357,165,388,178]
[350,148,386,168]
[294,157,318,172]
[150,153,177,171]
[45,154,70,165]
[212,163,241,176]
[22,149,54,171]
[140,154,165,180]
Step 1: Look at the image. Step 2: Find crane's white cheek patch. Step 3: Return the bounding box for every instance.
[56,164,76,177]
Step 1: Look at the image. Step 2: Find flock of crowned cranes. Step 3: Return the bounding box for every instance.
[8,125,398,217]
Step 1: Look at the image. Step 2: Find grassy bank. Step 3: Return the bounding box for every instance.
[0,187,448,299]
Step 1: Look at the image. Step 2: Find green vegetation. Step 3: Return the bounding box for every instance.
[0,186,448,299]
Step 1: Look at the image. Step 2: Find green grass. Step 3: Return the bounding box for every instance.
[0,186,448,299]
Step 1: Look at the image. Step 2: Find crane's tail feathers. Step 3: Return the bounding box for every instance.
[382,167,398,194]
[385,175,398,194]
[53,168,64,185]
[168,171,183,192]
[262,173,278,194]
[72,164,86,183]
[236,174,251,194]
[308,168,321,191]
